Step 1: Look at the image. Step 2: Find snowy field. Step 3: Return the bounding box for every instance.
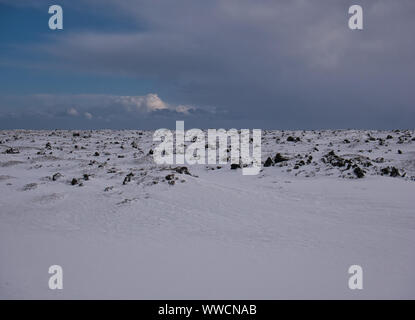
[0,129,414,299]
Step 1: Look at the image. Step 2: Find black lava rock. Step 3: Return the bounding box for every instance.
[52,173,62,181]
[264,157,273,167]
[390,167,400,177]
[381,166,401,177]
[323,151,349,167]
[5,148,19,154]
[175,166,190,175]
[123,172,134,185]
[353,167,365,178]
[381,167,390,175]
[274,153,289,163]
[287,136,300,142]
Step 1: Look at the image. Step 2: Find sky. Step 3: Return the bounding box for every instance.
[0,0,414,130]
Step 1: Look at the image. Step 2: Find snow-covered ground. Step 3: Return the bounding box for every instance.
[0,129,414,299]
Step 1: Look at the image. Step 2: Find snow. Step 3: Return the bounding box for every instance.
[0,129,414,299]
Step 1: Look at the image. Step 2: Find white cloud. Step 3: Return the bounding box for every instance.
[175,104,196,114]
[84,112,93,119]
[145,93,168,111]
[67,108,79,116]
[116,93,168,112]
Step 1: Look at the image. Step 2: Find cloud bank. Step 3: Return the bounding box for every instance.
[0,93,209,129]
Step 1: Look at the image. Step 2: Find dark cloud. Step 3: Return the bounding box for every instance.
[1,0,415,129]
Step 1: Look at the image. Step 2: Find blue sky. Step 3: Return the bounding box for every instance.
[0,0,414,129]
